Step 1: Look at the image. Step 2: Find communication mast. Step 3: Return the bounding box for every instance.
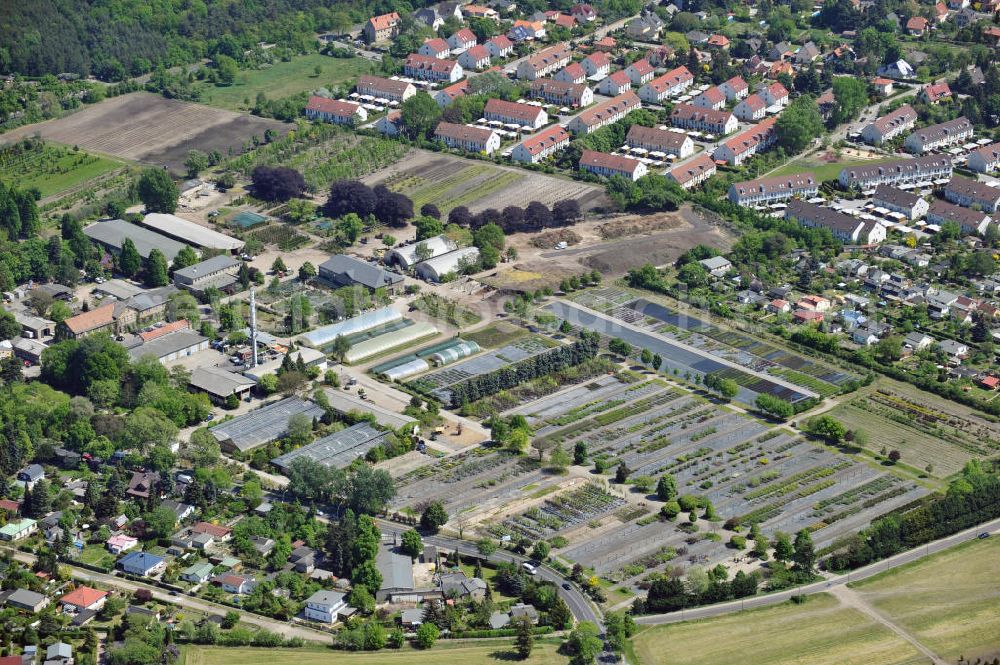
[249,287,258,368]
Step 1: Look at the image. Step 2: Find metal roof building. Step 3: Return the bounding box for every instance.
[385,235,457,269]
[189,366,257,401]
[83,218,188,261]
[271,422,390,471]
[210,397,326,453]
[298,307,402,348]
[140,213,244,252]
[414,247,480,282]
[318,254,405,291]
[321,389,417,429]
[127,329,209,364]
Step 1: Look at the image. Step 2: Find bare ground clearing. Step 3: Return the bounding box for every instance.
[1,92,287,173]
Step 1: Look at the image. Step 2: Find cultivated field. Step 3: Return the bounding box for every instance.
[363,150,609,214]
[0,139,122,198]
[853,536,1000,662]
[183,643,566,665]
[0,92,287,173]
[196,54,374,111]
[629,594,925,665]
[826,378,1000,478]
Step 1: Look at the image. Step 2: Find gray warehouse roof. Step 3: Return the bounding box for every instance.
[319,254,404,290]
[140,213,244,251]
[210,397,326,452]
[271,422,388,471]
[189,366,257,398]
[128,329,207,362]
[174,255,240,282]
[84,218,187,261]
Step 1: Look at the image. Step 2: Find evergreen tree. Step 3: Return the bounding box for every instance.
[118,238,142,278]
[514,615,534,659]
[145,249,169,287]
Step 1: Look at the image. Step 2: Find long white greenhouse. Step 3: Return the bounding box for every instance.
[344,322,439,364]
[298,307,402,348]
[428,339,481,366]
[380,358,431,381]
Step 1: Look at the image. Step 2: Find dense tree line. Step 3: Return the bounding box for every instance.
[825,463,1000,571]
[325,180,412,228]
[0,181,41,240]
[446,333,600,408]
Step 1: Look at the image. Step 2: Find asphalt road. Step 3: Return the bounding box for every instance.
[635,516,1000,626]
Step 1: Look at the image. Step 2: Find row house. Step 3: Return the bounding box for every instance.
[304,97,366,125]
[356,75,415,104]
[692,86,726,111]
[463,4,499,19]
[364,12,400,42]
[404,54,463,82]
[903,116,973,153]
[872,185,929,220]
[516,43,571,80]
[375,110,403,136]
[625,59,654,86]
[582,52,610,78]
[458,45,491,70]
[734,94,766,121]
[927,199,992,235]
[861,104,917,145]
[667,154,717,189]
[625,124,694,159]
[555,62,587,85]
[434,122,501,154]
[838,154,953,189]
[638,66,694,103]
[419,38,451,59]
[786,200,887,244]
[943,175,1000,212]
[728,172,819,207]
[511,125,571,163]
[712,116,778,165]
[579,150,647,181]
[483,98,548,129]
[968,141,1000,174]
[567,92,641,134]
[670,103,737,136]
[599,70,631,96]
[448,28,477,51]
[720,75,749,101]
[434,78,470,107]
[758,82,789,107]
[486,35,514,58]
[530,79,593,107]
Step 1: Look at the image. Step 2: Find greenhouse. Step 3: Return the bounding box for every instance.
[415,247,481,283]
[299,307,402,348]
[385,234,457,270]
[428,339,481,366]
[380,357,431,381]
[344,322,439,364]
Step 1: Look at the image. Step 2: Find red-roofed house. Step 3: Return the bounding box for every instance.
[356,75,416,103]
[304,97,366,125]
[707,34,730,48]
[934,2,949,21]
[57,302,116,340]
[919,81,952,104]
[670,103,738,135]
[624,59,654,86]
[720,76,749,101]
[579,150,647,181]
[511,125,571,163]
[555,62,587,84]
[419,38,451,59]
[793,309,825,324]
[483,99,548,128]
[734,93,766,121]
[692,86,726,110]
[598,70,631,96]
[759,82,789,108]
[434,78,472,107]
[458,44,491,70]
[215,574,254,594]
[404,54,463,82]
[0,499,20,514]
[485,35,514,58]
[872,77,894,97]
[571,4,598,21]
[192,521,233,540]
[567,92,641,134]
[667,154,717,189]
[979,376,999,390]
[553,13,576,29]
[768,299,791,314]
[581,52,610,78]
[638,66,694,103]
[434,122,501,154]
[530,79,593,106]
[448,28,478,51]
[60,586,109,613]
[138,319,189,342]
[906,16,929,35]
[985,26,1000,45]
[364,12,400,43]
[593,36,616,52]
[713,116,778,165]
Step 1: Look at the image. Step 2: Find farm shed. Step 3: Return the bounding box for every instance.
[140,213,244,252]
[210,397,326,453]
[385,235,457,269]
[271,422,390,471]
[428,339,481,365]
[84,218,187,261]
[126,329,209,364]
[298,307,402,348]
[415,247,481,282]
[343,322,438,363]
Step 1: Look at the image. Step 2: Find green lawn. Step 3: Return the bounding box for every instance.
[464,322,529,349]
[853,536,1000,662]
[770,156,899,184]
[183,643,566,665]
[628,594,924,665]
[0,141,121,198]
[197,54,374,111]
[76,544,115,570]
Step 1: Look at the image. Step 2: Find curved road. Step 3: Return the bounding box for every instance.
[635,517,1000,626]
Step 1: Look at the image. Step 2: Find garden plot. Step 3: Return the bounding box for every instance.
[486,482,627,542]
[407,335,553,403]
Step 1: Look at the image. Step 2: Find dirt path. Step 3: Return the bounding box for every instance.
[830,585,945,665]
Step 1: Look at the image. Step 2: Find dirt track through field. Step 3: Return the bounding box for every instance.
[830,586,945,664]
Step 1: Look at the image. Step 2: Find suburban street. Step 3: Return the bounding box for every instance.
[635,517,1000,625]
